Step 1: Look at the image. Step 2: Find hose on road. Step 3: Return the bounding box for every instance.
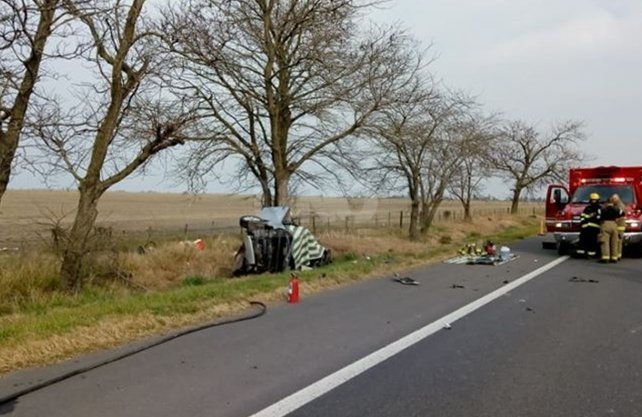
[0,301,267,407]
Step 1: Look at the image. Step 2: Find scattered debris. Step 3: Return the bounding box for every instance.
[179,239,206,251]
[445,245,519,266]
[194,239,206,251]
[526,307,535,313]
[451,284,465,289]
[518,299,526,303]
[443,323,452,330]
[569,276,599,284]
[0,247,20,253]
[393,277,420,286]
[502,280,510,285]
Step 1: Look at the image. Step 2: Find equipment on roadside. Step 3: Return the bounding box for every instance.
[446,244,518,266]
[288,273,300,303]
[232,206,331,276]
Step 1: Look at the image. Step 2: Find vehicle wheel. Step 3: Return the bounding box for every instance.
[630,242,642,259]
[232,247,247,277]
[557,242,569,256]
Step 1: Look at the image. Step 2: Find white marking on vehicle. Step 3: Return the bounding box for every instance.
[249,256,570,417]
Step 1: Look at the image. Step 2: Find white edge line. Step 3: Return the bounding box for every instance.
[249,255,570,417]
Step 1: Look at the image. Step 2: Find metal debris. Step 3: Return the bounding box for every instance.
[569,276,599,284]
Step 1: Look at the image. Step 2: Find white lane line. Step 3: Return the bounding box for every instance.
[249,256,570,417]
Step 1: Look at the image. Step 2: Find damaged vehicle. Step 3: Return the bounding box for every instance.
[232,207,332,276]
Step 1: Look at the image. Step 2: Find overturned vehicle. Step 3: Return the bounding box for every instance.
[232,207,332,276]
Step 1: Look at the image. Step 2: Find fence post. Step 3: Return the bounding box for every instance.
[345,216,350,233]
[312,215,317,235]
[184,224,189,240]
[388,211,392,228]
[399,211,404,229]
[374,214,378,228]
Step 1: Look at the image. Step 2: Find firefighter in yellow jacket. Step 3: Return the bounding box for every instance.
[612,194,627,260]
[599,195,625,263]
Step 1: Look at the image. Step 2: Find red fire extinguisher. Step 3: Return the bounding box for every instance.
[288,273,300,304]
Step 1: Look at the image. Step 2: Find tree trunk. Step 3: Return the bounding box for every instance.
[510,187,522,214]
[59,187,102,291]
[0,0,58,207]
[259,178,273,207]
[463,200,472,222]
[409,198,420,240]
[420,200,441,232]
[273,172,290,206]
[0,143,18,206]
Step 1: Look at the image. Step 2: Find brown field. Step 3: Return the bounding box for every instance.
[0,189,542,247]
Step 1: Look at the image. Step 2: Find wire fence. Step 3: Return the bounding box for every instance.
[1,203,542,251]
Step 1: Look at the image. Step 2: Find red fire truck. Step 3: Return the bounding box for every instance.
[545,166,642,255]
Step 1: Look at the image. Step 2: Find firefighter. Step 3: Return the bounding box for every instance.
[599,195,625,263]
[612,194,627,260]
[577,193,601,257]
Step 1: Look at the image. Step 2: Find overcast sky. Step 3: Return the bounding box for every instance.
[371,0,642,163]
[11,0,642,194]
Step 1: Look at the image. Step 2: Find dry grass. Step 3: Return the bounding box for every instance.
[0,212,541,374]
[119,235,240,290]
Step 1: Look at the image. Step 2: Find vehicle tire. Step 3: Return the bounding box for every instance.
[542,241,557,250]
[630,242,642,259]
[557,241,569,256]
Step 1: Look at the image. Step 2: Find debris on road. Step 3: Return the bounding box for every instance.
[569,276,600,284]
[451,284,465,289]
[393,277,420,286]
[502,280,510,285]
[443,323,452,330]
[526,307,535,313]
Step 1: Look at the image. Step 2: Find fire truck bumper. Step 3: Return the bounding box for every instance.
[623,232,642,244]
[554,232,642,245]
[554,232,580,244]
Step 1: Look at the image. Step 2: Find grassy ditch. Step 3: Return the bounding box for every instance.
[0,214,540,374]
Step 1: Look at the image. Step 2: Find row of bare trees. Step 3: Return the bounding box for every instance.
[1,0,587,288]
[364,85,586,239]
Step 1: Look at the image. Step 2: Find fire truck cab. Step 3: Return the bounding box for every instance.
[545,166,642,255]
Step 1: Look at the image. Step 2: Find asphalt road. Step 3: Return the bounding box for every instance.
[1,237,640,417]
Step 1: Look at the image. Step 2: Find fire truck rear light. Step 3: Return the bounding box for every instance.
[612,177,627,183]
[630,222,640,229]
[555,223,563,228]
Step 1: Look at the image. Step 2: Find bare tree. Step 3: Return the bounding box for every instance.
[0,0,68,206]
[368,86,469,239]
[31,0,195,290]
[418,131,470,232]
[448,114,497,221]
[489,120,585,214]
[161,0,422,206]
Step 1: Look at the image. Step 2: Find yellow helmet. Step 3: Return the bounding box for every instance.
[590,193,600,201]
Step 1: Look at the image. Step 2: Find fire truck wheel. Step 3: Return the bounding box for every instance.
[557,241,570,256]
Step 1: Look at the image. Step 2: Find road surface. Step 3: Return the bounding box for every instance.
[1,237,641,417]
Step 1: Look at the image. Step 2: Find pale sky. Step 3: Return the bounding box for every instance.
[11,0,642,195]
